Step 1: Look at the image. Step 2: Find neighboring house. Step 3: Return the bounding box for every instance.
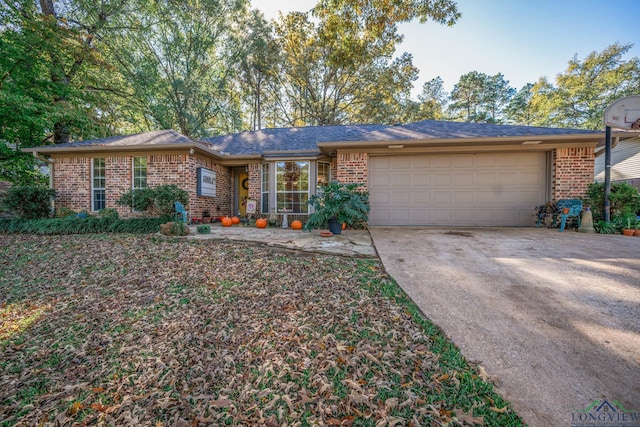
[24,120,634,226]
[594,136,640,190]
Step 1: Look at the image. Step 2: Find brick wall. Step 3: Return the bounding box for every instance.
[191,156,232,218]
[247,163,262,213]
[106,156,132,216]
[552,147,595,200]
[53,157,91,212]
[336,152,368,189]
[52,152,233,218]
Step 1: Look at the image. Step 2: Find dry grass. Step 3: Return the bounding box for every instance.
[0,234,523,426]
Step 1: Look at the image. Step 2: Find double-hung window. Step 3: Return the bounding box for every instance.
[133,157,147,190]
[132,157,147,211]
[92,158,106,212]
[276,161,309,213]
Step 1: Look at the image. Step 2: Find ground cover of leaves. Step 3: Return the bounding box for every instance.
[0,234,524,426]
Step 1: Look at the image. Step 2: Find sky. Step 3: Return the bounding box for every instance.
[250,0,640,97]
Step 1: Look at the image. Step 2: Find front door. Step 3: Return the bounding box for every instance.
[237,171,249,216]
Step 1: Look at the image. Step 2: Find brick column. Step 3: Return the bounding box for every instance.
[247,163,262,213]
[335,152,368,190]
[552,147,594,200]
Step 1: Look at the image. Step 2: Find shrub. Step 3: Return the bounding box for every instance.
[0,216,169,235]
[196,224,211,234]
[304,182,370,231]
[153,185,189,216]
[116,185,188,216]
[1,185,56,219]
[98,208,120,220]
[584,182,640,223]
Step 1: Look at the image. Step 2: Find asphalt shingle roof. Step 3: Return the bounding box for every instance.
[33,121,601,156]
[43,130,192,148]
[202,120,599,155]
[200,124,388,155]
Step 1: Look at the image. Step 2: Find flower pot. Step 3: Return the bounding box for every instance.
[634,230,640,237]
[562,208,570,214]
[622,228,634,236]
[328,218,342,234]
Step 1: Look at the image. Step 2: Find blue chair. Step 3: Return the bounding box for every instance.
[557,199,582,232]
[174,201,188,223]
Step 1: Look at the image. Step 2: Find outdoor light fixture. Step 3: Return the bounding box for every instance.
[521,140,542,145]
[388,144,404,149]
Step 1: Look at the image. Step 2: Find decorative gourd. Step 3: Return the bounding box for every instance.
[342,222,347,230]
[231,216,240,225]
[221,217,233,227]
[256,218,267,228]
[291,220,303,230]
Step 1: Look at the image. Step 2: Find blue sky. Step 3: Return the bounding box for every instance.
[251,0,640,96]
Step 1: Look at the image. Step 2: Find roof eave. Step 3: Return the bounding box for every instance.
[317,133,612,154]
[24,142,226,159]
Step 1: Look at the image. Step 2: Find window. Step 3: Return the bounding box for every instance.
[133,157,147,190]
[92,158,105,212]
[317,161,331,192]
[261,163,269,214]
[276,161,309,213]
[131,157,147,211]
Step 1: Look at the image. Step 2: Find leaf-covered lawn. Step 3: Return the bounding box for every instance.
[0,234,524,426]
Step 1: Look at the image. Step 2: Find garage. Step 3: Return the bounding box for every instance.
[368,152,549,226]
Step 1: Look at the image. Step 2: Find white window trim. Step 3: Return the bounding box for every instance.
[91,158,105,212]
[132,156,147,191]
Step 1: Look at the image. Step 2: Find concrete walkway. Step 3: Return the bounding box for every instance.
[369,226,640,427]
[186,223,376,258]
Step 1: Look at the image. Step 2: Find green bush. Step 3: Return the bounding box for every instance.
[116,185,188,216]
[196,224,211,234]
[304,182,370,231]
[584,182,640,223]
[0,216,169,235]
[98,208,120,220]
[1,185,56,219]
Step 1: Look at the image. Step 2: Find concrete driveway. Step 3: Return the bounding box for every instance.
[369,227,640,427]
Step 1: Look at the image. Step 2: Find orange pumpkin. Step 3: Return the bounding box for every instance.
[231,216,240,225]
[291,220,303,230]
[256,218,267,228]
[221,217,233,227]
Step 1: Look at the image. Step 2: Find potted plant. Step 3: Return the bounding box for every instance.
[304,181,370,234]
[622,217,635,236]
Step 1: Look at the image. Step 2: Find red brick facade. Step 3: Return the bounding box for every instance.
[552,147,595,200]
[53,157,91,211]
[335,152,368,188]
[52,152,233,218]
[247,163,262,212]
[49,145,596,222]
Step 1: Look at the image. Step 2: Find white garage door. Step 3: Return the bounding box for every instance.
[369,152,548,226]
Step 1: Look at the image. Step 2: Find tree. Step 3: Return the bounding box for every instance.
[505,83,535,125]
[528,43,640,129]
[416,76,448,120]
[448,71,487,122]
[448,71,514,123]
[0,0,116,148]
[102,0,253,137]
[267,0,459,126]
[237,10,278,131]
